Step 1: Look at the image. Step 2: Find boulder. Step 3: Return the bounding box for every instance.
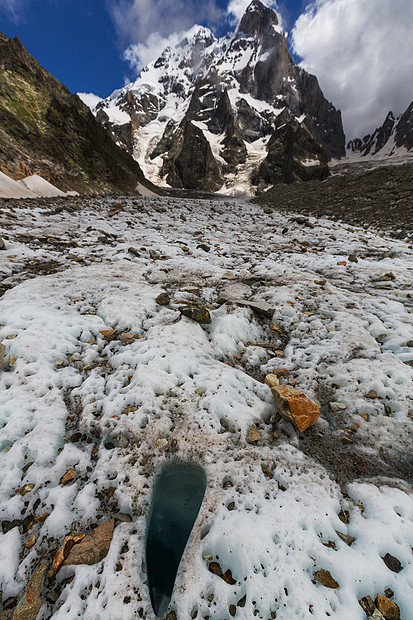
[382,553,403,573]
[270,384,320,431]
[13,563,47,620]
[219,297,274,318]
[180,306,211,324]
[265,374,280,389]
[63,520,115,566]
[375,595,400,620]
[359,595,375,616]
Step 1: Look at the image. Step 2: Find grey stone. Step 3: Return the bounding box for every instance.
[329,401,347,412]
[0,343,5,368]
[382,552,403,573]
[117,435,129,449]
[219,296,274,318]
[358,595,375,616]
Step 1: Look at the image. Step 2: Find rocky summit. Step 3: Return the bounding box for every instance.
[347,100,413,159]
[94,0,345,194]
[0,31,157,195]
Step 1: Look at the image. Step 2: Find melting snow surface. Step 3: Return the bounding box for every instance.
[0,196,412,619]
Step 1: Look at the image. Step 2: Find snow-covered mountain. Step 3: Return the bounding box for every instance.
[95,0,345,194]
[347,101,413,160]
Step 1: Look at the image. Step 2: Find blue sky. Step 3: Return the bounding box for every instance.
[0,0,412,137]
[0,0,305,98]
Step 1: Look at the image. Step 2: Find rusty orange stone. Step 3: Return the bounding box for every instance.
[271,384,320,432]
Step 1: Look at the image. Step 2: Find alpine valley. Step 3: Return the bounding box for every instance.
[94,0,346,194]
[0,2,413,619]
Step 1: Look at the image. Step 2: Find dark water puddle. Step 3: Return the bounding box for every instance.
[146,462,206,617]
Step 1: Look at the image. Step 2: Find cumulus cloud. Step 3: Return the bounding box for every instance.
[292,0,413,138]
[77,92,103,110]
[108,0,221,72]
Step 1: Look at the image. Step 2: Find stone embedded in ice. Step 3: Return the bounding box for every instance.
[63,520,115,567]
[270,384,320,432]
[375,595,400,620]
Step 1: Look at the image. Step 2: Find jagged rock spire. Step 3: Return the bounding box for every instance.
[237,0,279,36]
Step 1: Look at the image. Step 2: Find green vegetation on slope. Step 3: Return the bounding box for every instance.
[0,31,158,194]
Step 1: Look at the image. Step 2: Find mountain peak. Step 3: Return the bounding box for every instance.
[176,25,216,49]
[237,0,279,36]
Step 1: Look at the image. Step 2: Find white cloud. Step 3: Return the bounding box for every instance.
[77,92,103,110]
[109,0,221,47]
[292,0,413,139]
[0,0,26,20]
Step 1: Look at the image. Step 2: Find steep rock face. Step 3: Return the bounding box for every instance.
[252,120,329,190]
[395,102,413,151]
[347,102,413,158]
[0,31,154,194]
[95,0,345,194]
[162,122,223,191]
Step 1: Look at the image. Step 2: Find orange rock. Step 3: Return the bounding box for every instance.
[13,563,47,620]
[337,261,347,266]
[271,384,320,432]
[63,520,115,566]
[52,534,85,572]
[375,594,400,620]
[272,368,290,377]
[26,535,36,549]
[314,569,339,589]
[59,468,75,485]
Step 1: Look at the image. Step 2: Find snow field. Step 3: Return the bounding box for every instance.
[0,196,412,619]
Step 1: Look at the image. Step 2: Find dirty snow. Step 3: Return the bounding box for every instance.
[0,195,412,619]
[17,175,66,198]
[0,172,67,199]
[0,172,36,199]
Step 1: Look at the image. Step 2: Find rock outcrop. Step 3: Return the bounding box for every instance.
[252,119,329,190]
[0,31,157,194]
[162,122,223,191]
